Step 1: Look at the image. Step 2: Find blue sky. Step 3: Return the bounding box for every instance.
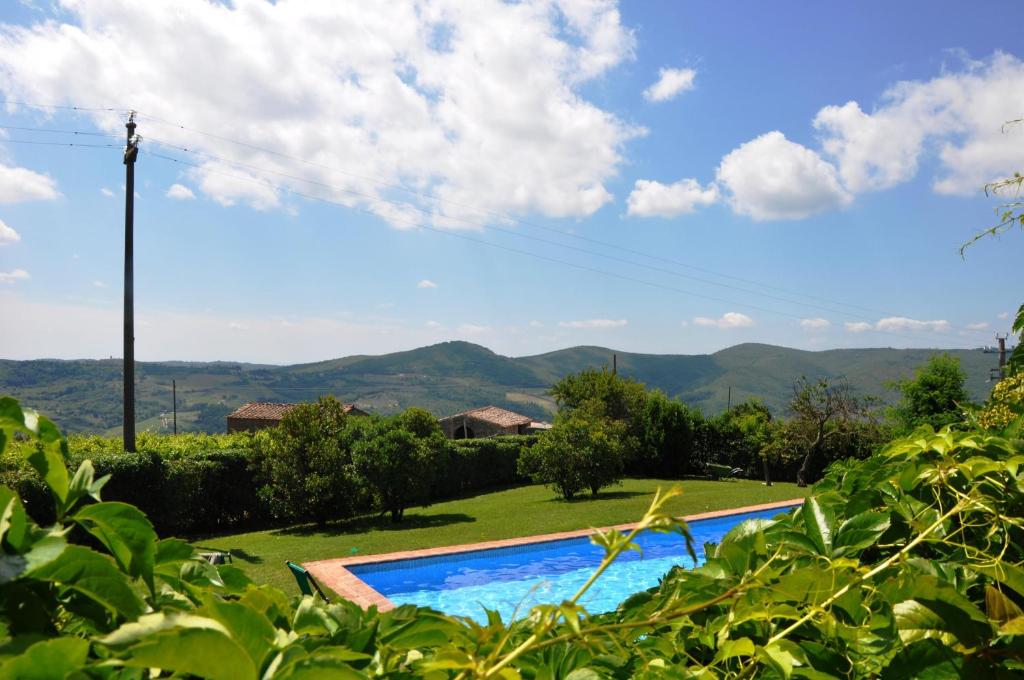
[0,0,1022,363]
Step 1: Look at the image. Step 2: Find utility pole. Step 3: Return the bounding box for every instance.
[727,386,732,411]
[612,354,617,375]
[172,379,177,435]
[123,112,139,452]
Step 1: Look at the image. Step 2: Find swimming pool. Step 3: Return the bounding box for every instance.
[348,503,799,622]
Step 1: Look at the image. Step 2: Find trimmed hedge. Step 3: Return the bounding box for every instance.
[2,432,537,536]
[431,435,536,498]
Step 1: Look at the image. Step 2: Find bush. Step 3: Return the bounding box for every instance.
[435,435,535,497]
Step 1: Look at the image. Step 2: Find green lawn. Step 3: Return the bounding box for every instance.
[197,478,809,593]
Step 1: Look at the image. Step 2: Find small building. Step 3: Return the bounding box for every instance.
[438,405,537,439]
[226,401,368,433]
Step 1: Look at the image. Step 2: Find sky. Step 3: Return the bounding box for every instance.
[0,0,1022,363]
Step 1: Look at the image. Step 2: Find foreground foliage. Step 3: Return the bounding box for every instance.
[3,390,1024,677]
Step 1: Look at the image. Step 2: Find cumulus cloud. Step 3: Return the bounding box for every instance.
[0,163,59,203]
[92,280,107,288]
[558,318,628,329]
[845,317,950,333]
[693,312,754,329]
[998,311,1011,320]
[165,183,196,200]
[716,132,852,220]
[875,316,950,333]
[800,317,830,331]
[814,52,1024,194]
[424,320,443,329]
[0,219,20,245]
[417,279,438,289]
[643,67,696,102]
[965,322,989,331]
[0,268,30,284]
[456,323,491,335]
[626,178,718,218]
[100,187,114,197]
[529,320,544,328]
[0,1,640,225]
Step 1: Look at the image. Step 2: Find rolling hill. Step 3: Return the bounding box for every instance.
[0,341,995,434]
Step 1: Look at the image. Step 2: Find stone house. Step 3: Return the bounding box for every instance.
[225,401,369,433]
[438,405,548,439]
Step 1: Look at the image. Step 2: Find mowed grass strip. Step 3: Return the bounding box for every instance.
[197,478,809,593]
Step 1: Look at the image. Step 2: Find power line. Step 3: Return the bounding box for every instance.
[143,148,981,350]
[133,109,911,320]
[0,139,121,148]
[0,124,121,138]
[0,99,128,114]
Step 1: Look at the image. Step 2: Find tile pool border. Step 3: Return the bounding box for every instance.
[304,497,803,611]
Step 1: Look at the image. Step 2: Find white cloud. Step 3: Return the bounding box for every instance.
[528,320,544,328]
[165,183,196,200]
[998,311,1010,320]
[814,53,1024,195]
[0,219,20,246]
[875,316,950,333]
[626,178,718,218]
[0,268,30,284]
[424,320,443,329]
[92,280,107,288]
[100,187,114,197]
[558,318,627,329]
[417,279,438,289]
[0,1,640,225]
[643,67,696,102]
[693,312,754,329]
[716,132,852,221]
[966,322,989,331]
[0,163,59,203]
[845,317,951,333]
[800,317,830,331]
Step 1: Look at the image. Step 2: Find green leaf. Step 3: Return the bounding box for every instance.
[800,497,834,556]
[28,545,144,619]
[274,655,366,680]
[25,440,69,507]
[0,637,89,680]
[64,460,109,514]
[714,637,755,662]
[155,538,195,564]
[0,488,27,551]
[832,511,890,556]
[0,534,66,585]
[73,502,157,590]
[99,612,230,647]
[200,597,278,671]
[881,639,963,679]
[122,627,257,680]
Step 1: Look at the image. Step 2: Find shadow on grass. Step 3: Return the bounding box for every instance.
[272,512,476,538]
[545,490,648,504]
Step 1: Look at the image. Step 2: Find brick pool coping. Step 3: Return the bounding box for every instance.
[305,497,803,612]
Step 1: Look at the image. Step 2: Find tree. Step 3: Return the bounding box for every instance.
[518,403,626,499]
[634,391,703,477]
[787,377,868,487]
[890,354,970,433]
[550,367,646,424]
[352,407,448,522]
[252,396,363,526]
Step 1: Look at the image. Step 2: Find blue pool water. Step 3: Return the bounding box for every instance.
[350,504,798,622]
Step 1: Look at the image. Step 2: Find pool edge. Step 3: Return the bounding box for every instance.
[305,497,803,612]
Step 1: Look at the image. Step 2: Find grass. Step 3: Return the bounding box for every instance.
[196,478,809,594]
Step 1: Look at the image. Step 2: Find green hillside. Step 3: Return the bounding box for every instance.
[0,341,994,434]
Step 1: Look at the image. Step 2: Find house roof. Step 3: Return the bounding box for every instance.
[442,405,533,427]
[227,402,363,420]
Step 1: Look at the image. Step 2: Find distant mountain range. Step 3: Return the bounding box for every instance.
[0,341,995,434]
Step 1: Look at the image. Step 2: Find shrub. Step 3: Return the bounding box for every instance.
[352,408,448,522]
[519,405,626,499]
[251,396,365,526]
[435,435,535,497]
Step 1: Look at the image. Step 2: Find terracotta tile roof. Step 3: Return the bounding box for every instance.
[226,402,297,420]
[444,405,532,427]
[227,402,364,420]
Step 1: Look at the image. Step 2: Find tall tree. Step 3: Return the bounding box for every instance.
[788,377,867,487]
[890,354,970,433]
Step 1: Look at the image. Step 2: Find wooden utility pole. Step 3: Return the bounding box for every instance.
[172,379,177,435]
[612,354,617,375]
[123,112,139,452]
[986,334,1009,383]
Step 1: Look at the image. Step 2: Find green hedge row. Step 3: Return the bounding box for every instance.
[1,433,538,536]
